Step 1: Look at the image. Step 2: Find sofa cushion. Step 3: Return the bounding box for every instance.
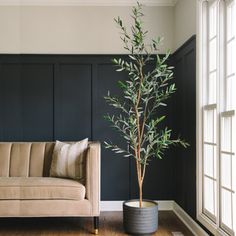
[0,177,85,201]
[0,142,55,177]
[50,139,88,182]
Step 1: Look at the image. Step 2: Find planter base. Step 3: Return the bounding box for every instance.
[123,199,158,235]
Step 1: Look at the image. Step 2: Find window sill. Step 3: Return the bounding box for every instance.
[197,213,231,236]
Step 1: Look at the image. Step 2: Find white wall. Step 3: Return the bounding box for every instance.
[174,0,196,51]
[0,6,174,54]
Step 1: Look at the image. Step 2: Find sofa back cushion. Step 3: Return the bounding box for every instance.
[0,142,55,177]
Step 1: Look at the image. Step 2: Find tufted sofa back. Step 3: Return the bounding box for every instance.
[0,142,55,177]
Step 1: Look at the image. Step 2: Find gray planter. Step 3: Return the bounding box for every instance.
[123,199,158,235]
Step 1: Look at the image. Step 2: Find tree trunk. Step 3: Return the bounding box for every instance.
[136,161,143,208]
[139,181,143,208]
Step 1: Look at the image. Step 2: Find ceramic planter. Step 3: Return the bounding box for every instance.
[123,199,158,235]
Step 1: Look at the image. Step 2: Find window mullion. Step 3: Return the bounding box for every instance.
[218,0,226,231]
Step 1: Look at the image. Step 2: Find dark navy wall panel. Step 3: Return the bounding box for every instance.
[0,47,196,204]
[0,63,54,141]
[21,64,54,141]
[0,64,22,141]
[172,36,196,219]
[94,61,130,200]
[54,64,92,141]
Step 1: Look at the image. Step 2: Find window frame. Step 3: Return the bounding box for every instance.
[197,0,236,235]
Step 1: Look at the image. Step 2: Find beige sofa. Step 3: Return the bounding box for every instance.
[0,141,100,234]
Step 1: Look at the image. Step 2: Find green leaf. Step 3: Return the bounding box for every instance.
[118,80,126,89]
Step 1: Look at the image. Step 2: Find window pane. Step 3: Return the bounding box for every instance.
[209,2,217,38]
[204,109,216,143]
[233,3,236,37]
[221,188,232,229]
[232,150,236,232]
[209,38,217,72]
[232,155,236,232]
[221,153,231,189]
[233,187,236,232]
[227,1,235,40]
[204,177,216,216]
[221,116,232,152]
[209,71,217,104]
[227,41,235,76]
[227,2,232,39]
[233,155,236,191]
[226,75,236,110]
[233,116,236,154]
[233,194,236,232]
[204,144,216,178]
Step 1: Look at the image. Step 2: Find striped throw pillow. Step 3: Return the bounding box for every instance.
[50,139,88,182]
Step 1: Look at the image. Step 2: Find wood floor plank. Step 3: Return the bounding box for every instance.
[0,211,194,236]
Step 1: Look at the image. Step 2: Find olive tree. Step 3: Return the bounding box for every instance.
[104,3,188,208]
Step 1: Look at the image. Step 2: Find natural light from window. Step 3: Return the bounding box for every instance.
[198,0,236,235]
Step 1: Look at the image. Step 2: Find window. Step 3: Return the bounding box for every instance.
[197,0,236,235]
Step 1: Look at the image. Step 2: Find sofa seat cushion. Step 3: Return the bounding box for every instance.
[0,177,85,201]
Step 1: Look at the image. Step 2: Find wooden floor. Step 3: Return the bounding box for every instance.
[0,211,194,236]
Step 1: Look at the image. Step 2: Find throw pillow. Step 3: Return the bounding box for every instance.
[50,139,88,182]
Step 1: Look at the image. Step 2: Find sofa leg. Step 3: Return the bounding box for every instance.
[93,216,99,235]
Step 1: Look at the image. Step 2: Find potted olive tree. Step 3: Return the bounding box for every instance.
[104,2,189,235]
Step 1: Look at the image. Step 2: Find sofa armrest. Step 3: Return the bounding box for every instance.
[86,141,100,216]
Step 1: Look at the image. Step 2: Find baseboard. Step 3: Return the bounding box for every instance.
[100,201,124,211]
[100,200,209,236]
[100,200,174,211]
[173,202,209,236]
